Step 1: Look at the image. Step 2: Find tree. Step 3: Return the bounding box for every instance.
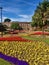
[0,23,6,36]
[44,20,49,26]
[37,0,49,35]
[31,0,49,30]
[11,22,22,30]
[4,18,11,22]
[31,21,38,31]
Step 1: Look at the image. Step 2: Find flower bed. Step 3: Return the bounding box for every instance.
[0,36,31,42]
[29,31,49,35]
[0,41,49,65]
[0,52,28,65]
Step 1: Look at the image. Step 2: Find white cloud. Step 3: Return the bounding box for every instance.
[3,7,21,14]
[18,14,32,22]
[0,16,8,22]
[0,14,32,22]
[11,17,32,22]
[0,19,1,22]
[19,15,29,18]
[1,0,36,6]
[21,0,36,6]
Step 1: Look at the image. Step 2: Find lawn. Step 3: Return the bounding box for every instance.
[21,35,49,44]
[0,58,12,65]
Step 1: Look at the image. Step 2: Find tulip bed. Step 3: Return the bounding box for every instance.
[29,31,49,35]
[0,41,49,65]
[0,36,31,42]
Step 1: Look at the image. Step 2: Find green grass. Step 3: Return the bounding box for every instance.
[0,58,12,65]
[22,35,49,44]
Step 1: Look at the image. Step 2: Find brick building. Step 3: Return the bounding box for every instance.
[3,22,32,31]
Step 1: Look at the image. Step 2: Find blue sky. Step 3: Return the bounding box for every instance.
[0,0,43,22]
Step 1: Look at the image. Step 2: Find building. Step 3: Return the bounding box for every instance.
[18,22,32,30]
[3,22,32,31]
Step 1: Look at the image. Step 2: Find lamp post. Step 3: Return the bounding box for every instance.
[0,7,2,23]
[0,7,3,36]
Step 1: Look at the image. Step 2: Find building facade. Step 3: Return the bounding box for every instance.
[3,22,32,31]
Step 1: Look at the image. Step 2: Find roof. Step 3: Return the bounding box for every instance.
[3,21,31,24]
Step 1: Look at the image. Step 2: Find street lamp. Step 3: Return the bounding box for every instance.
[0,7,3,36]
[0,7,3,23]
